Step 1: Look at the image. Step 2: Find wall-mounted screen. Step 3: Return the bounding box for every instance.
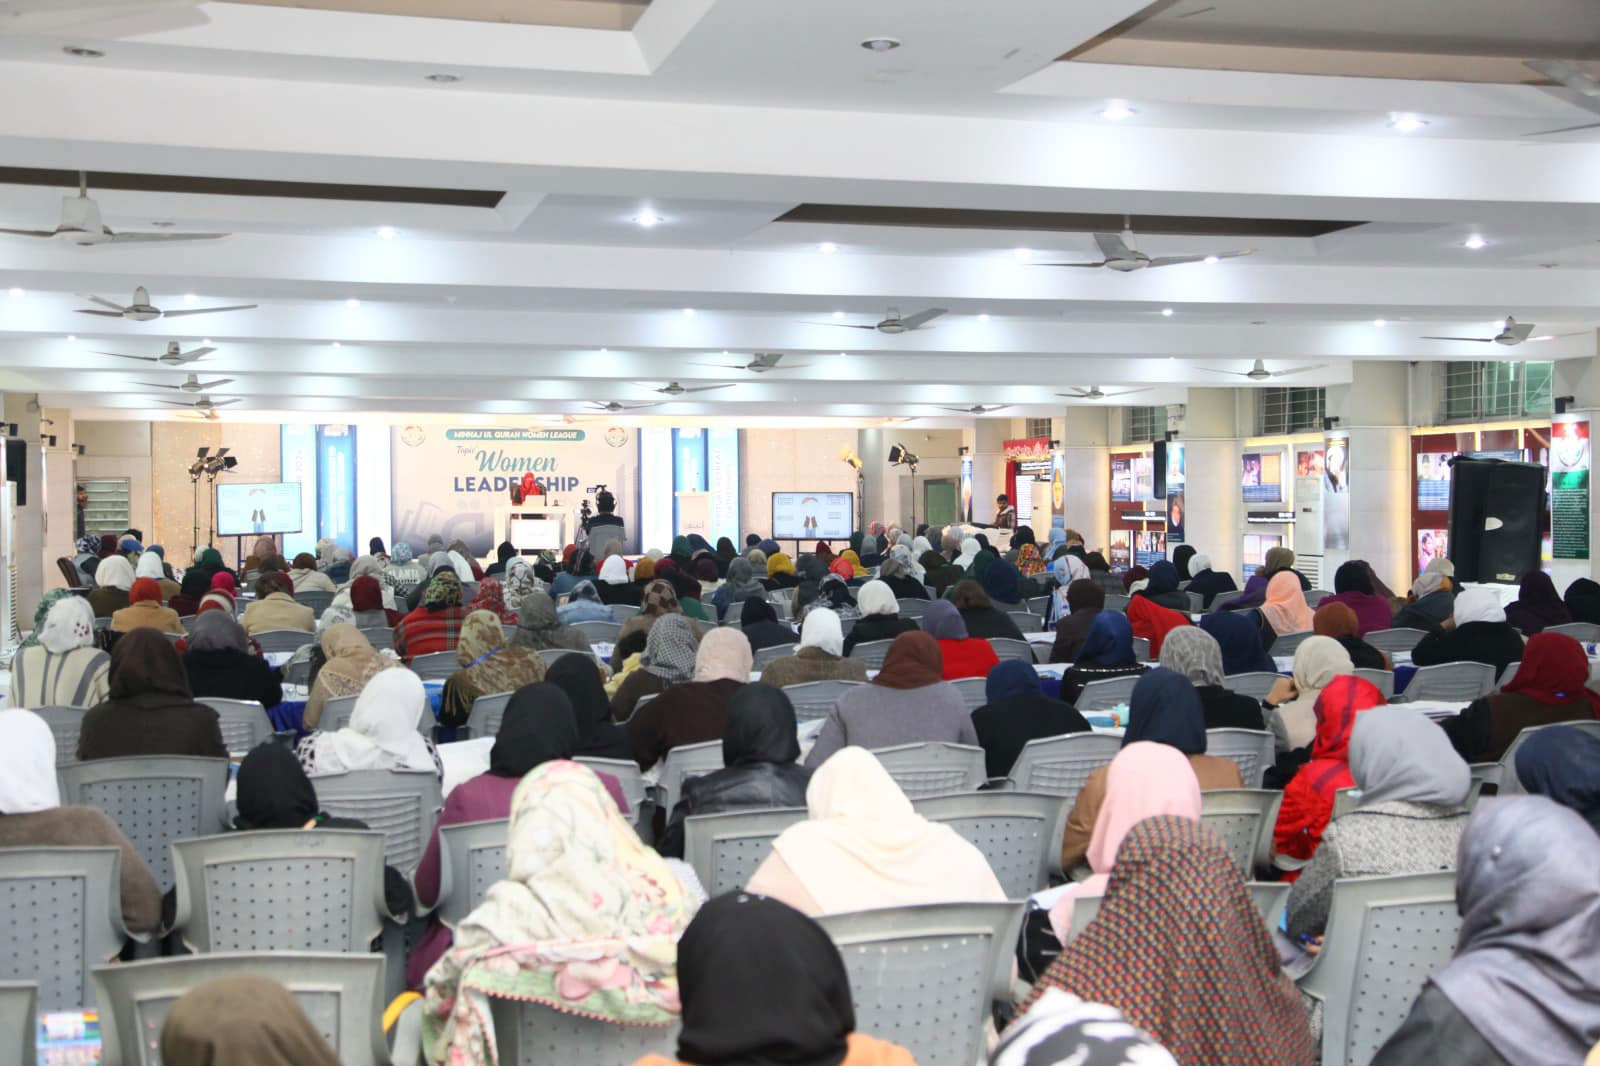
[1110,458,1133,502]
[216,482,304,537]
[1417,452,1456,511]
[1241,450,1284,504]
[772,492,853,541]
[1134,530,1166,568]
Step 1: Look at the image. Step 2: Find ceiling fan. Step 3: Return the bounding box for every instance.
[157,394,239,413]
[1420,316,1584,346]
[1057,385,1153,400]
[78,286,256,322]
[646,381,735,397]
[1199,359,1325,381]
[1037,217,1253,271]
[0,172,226,246]
[691,352,809,373]
[135,372,234,393]
[0,0,202,34]
[1523,59,1600,137]
[588,400,661,413]
[937,403,1010,414]
[179,407,223,422]
[810,307,947,334]
[93,340,215,365]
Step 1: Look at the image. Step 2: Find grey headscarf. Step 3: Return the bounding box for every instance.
[511,590,588,652]
[187,609,249,654]
[1349,706,1471,807]
[1432,797,1600,1065]
[860,534,878,556]
[1158,626,1225,688]
[725,558,764,602]
[569,580,602,604]
[503,558,543,606]
[426,534,445,553]
[641,613,699,682]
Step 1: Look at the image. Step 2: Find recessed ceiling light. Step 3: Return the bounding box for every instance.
[6,288,22,298]
[345,298,361,308]
[1160,307,1175,317]
[66,335,77,343]
[1203,255,1220,265]
[1387,112,1427,132]
[832,311,845,320]
[376,226,397,240]
[634,210,661,228]
[331,341,342,348]
[425,73,461,83]
[860,37,901,51]
[63,46,103,59]
[1099,100,1136,121]
[600,347,609,353]
[1012,247,1031,262]
[182,293,198,305]
[201,338,213,346]
[1374,318,1387,328]
[977,313,991,322]
[1463,234,1487,250]
[838,351,848,358]
[681,308,695,316]
[818,241,838,254]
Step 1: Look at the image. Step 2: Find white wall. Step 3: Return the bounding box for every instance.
[1060,405,1111,552]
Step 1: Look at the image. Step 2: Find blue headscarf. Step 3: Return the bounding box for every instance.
[1515,726,1600,832]
[981,558,1024,605]
[1122,667,1207,754]
[1146,560,1181,595]
[922,598,969,640]
[1198,611,1276,675]
[1077,611,1135,667]
[145,543,165,560]
[985,659,1042,703]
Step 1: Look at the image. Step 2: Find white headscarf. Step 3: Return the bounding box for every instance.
[1455,587,1507,625]
[94,555,134,591]
[1189,553,1212,575]
[912,536,933,557]
[955,537,980,570]
[857,579,898,618]
[598,555,629,585]
[446,551,475,585]
[799,607,844,657]
[311,670,436,774]
[38,595,96,654]
[0,709,61,813]
[135,552,165,582]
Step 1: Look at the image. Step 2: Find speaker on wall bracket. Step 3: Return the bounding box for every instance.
[1447,457,1544,584]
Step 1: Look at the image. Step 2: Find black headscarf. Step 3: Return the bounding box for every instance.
[1565,578,1600,625]
[495,541,516,564]
[109,627,192,700]
[489,682,578,778]
[1066,578,1105,614]
[234,742,319,830]
[1334,561,1375,596]
[1145,560,1180,596]
[178,568,210,599]
[1122,667,1207,755]
[740,596,778,625]
[542,653,629,758]
[723,683,801,766]
[675,893,854,1066]
[1172,544,1196,581]
[715,537,737,562]
[1084,551,1110,573]
[1515,725,1600,832]
[1011,526,1036,549]
[369,536,387,556]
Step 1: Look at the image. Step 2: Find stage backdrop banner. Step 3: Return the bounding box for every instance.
[316,425,356,553]
[390,425,638,558]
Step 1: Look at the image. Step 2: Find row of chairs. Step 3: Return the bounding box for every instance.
[1220,660,1501,704]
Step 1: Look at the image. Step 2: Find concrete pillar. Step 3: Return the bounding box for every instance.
[970,420,1009,527]
[1323,362,1412,593]
[1550,354,1600,589]
[857,428,886,532]
[2,394,43,644]
[1180,388,1244,583]
[1060,406,1111,552]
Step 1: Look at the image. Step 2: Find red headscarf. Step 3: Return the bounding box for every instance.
[1273,675,1384,863]
[467,577,518,625]
[209,571,237,597]
[197,597,231,617]
[130,578,163,604]
[349,575,385,613]
[814,541,835,565]
[828,556,855,582]
[97,534,118,558]
[1503,632,1600,717]
[1125,595,1190,659]
[1121,565,1150,593]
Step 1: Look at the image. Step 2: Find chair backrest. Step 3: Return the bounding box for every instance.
[163,631,183,645]
[752,642,798,670]
[609,604,641,622]
[627,692,658,721]
[1131,636,1151,661]
[574,757,649,824]
[897,598,929,619]
[537,647,597,671]
[179,614,199,633]
[1075,675,1140,712]
[719,613,743,629]
[1400,661,1496,703]
[1496,660,1520,689]
[1006,732,1122,806]
[1103,593,1130,612]
[489,996,677,1066]
[1298,873,1461,1066]
[252,628,315,654]
[0,981,35,1066]
[294,590,335,618]
[322,694,359,732]
[59,756,230,891]
[1204,728,1275,789]
[949,676,988,712]
[1025,596,1052,616]
[463,691,514,740]
[1186,590,1207,613]
[281,644,314,687]
[1304,589,1332,607]
[357,625,394,650]
[409,650,458,680]
[312,768,444,871]
[1332,787,1361,819]
[870,742,985,798]
[1352,668,1395,699]
[1496,719,1600,795]
[1545,620,1600,643]
[170,830,387,952]
[1269,630,1315,656]
[0,847,125,1011]
[657,741,725,817]
[33,705,87,768]
[196,697,273,755]
[436,818,509,929]
[57,556,86,590]
[1366,627,1428,654]
[913,792,1067,898]
[1221,671,1281,701]
[988,637,1038,664]
[817,902,1022,1066]
[683,807,809,897]
[1249,880,1292,928]
[573,620,622,645]
[93,952,387,1066]
[847,639,895,668]
[1198,789,1281,876]
[1004,610,1038,634]
[781,679,864,722]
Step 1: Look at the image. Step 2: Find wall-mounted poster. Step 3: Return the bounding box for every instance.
[1135,529,1166,568]
[1418,529,1449,574]
[1165,443,1185,543]
[1324,433,1351,551]
[1108,529,1132,569]
[1241,450,1284,504]
[1295,446,1325,555]
[1552,419,1591,560]
[1132,457,1154,501]
[1110,458,1133,502]
[1417,452,1455,511]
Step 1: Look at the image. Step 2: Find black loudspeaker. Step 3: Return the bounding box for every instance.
[1152,440,1168,500]
[1448,458,1544,583]
[4,438,25,507]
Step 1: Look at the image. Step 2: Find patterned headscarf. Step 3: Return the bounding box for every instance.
[502,559,543,607]
[1016,543,1046,577]
[36,594,96,654]
[640,579,681,618]
[1157,625,1226,688]
[453,609,546,698]
[22,588,73,648]
[642,613,699,682]
[467,577,518,625]
[424,571,462,610]
[391,541,414,565]
[994,990,1178,1066]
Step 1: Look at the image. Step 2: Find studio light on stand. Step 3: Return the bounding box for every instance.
[200,448,237,551]
[839,447,864,532]
[887,442,920,530]
[188,447,209,561]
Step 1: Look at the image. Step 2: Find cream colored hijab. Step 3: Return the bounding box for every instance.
[1275,635,1354,749]
[770,747,1006,914]
[693,627,753,683]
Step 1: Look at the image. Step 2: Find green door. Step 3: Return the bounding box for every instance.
[923,479,958,527]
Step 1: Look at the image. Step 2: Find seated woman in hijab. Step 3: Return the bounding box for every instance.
[89,553,134,618]
[711,557,766,620]
[1442,632,1597,763]
[109,577,184,635]
[981,557,1035,609]
[950,578,1026,641]
[1287,706,1472,942]
[509,588,592,661]
[409,684,628,987]
[1253,570,1315,651]
[464,576,519,626]
[302,624,392,730]
[594,554,643,607]
[159,975,340,1066]
[242,572,316,635]
[759,607,870,688]
[805,632,976,769]
[295,669,443,779]
[1021,817,1315,1066]
[1048,578,1104,665]
[1411,586,1526,677]
[1504,569,1572,636]
[764,550,800,590]
[874,550,926,602]
[135,549,179,602]
[1060,668,1243,871]
[1313,602,1391,671]
[972,659,1090,779]
[911,598,996,681]
[612,613,701,722]
[1125,593,1192,661]
[1371,797,1600,1066]
[1515,725,1600,831]
[659,684,812,859]
[1391,569,1457,631]
[78,629,228,761]
[1182,552,1237,610]
[181,610,282,709]
[348,573,403,629]
[558,579,616,624]
[748,746,1006,916]
[1273,675,1384,867]
[168,568,209,618]
[843,579,918,654]
[11,595,111,708]
[1059,611,1148,705]
[422,761,694,1061]
[1158,626,1265,731]
[1199,609,1278,676]
[543,653,633,761]
[394,571,468,659]
[1262,635,1354,753]
[0,709,162,935]
[1563,576,1600,625]
[628,628,752,769]
[288,552,337,594]
[1318,561,1394,636]
[738,597,797,653]
[1135,560,1190,613]
[438,609,547,731]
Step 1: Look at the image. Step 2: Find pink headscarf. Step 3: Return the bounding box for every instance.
[1048,741,1202,942]
[1259,570,1313,638]
[209,571,238,598]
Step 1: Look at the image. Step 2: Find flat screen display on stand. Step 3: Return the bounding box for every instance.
[772,492,854,541]
[216,482,304,537]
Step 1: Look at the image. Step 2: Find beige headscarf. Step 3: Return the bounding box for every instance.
[303,623,394,729]
[1274,635,1354,750]
[693,627,754,683]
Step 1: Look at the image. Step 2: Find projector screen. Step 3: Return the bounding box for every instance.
[772,492,853,541]
[216,482,304,537]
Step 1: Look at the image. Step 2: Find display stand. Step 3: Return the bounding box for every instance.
[496,500,569,554]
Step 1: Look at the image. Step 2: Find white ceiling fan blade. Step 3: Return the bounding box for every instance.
[678,384,736,393]
[178,346,216,361]
[1419,335,1495,342]
[1093,233,1133,259]
[1529,331,1588,341]
[76,309,125,317]
[103,231,228,244]
[1054,390,1091,398]
[155,398,199,407]
[1198,368,1253,377]
[1268,365,1326,378]
[1505,321,1536,342]
[162,303,257,318]
[1101,387,1154,397]
[1037,260,1109,268]
[899,308,947,330]
[807,321,878,330]
[208,398,242,407]
[0,227,58,238]
[1144,255,1212,268]
[1525,59,1600,97]
[134,380,182,390]
[193,378,234,390]
[687,363,752,371]
[82,294,128,312]
[92,351,157,362]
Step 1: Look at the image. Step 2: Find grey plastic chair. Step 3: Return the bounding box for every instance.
[1304,589,1332,607]
[626,692,658,722]
[1269,630,1315,656]
[871,742,986,798]
[683,807,809,897]
[1545,621,1600,643]
[537,647,597,671]
[574,757,649,823]
[0,981,35,1066]
[609,604,641,623]
[781,679,864,722]
[753,643,798,670]
[93,952,388,1066]
[1496,661,1520,689]
[1186,590,1208,613]
[817,902,1022,1066]
[409,651,458,680]
[281,644,314,687]
[1366,627,1428,654]
[1005,732,1121,805]
[847,639,895,669]
[1204,728,1275,790]
[573,620,622,645]
[163,631,183,645]
[897,598,929,620]
[313,768,444,872]
[59,756,230,891]
[1004,610,1038,634]
[436,818,509,929]
[1496,719,1600,795]
[295,590,335,618]
[719,613,743,629]
[196,697,273,754]
[1076,675,1140,712]
[32,705,87,767]
[1332,787,1362,819]
[1352,668,1396,699]
[1025,596,1052,616]
[914,792,1067,898]
[357,625,394,651]
[1248,880,1292,928]
[1131,636,1151,661]
[949,676,988,712]
[1199,789,1281,876]
[321,694,359,732]
[0,847,131,1010]
[252,628,316,655]
[657,741,725,819]
[170,830,388,952]
[988,637,1038,664]
[1223,672,1283,702]
[179,614,198,633]
[1103,594,1130,612]
[1399,661,1495,703]
[1297,872,1461,1066]
[462,691,514,739]
[489,996,677,1066]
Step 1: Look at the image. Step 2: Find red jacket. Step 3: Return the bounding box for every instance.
[1273,675,1384,863]
[936,637,1001,681]
[1126,595,1192,659]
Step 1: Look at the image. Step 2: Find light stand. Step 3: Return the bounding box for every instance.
[839,447,864,533]
[202,449,237,550]
[887,443,921,532]
[188,448,209,562]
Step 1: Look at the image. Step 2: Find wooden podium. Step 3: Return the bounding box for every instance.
[675,491,711,541]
